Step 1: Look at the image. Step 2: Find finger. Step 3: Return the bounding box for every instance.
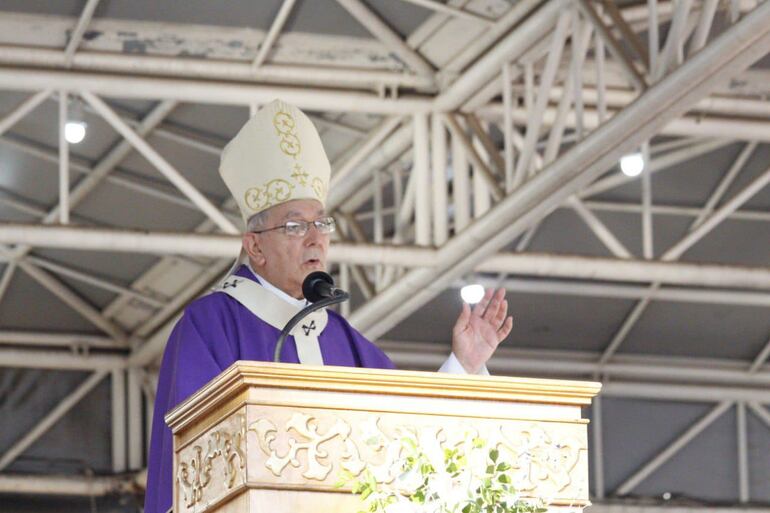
[492,299,508,330]
[482,288,505,322]
[492,289,509,326]
[471,288,494,317]
[497,316,514,341]
[453,302,471,336]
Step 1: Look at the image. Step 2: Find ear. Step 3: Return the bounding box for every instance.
[242,233,266,267]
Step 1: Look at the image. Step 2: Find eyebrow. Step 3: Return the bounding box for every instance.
[280,209,325,221]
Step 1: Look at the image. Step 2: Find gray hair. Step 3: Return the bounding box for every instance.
[246,209,271,233]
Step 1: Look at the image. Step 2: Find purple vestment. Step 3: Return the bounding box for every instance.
[144,266,394,513]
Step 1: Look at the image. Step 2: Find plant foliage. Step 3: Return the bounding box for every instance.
[336,435,548,513]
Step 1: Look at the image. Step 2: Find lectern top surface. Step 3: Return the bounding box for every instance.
[166,360,601,428]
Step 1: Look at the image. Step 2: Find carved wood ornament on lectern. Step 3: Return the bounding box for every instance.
[166,362,600,513]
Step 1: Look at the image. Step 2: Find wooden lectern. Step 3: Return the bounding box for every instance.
[165,362,600,513]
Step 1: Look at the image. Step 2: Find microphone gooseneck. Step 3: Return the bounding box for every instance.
[273,272,350,362]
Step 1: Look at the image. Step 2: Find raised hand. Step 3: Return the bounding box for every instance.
[451,288,513,374]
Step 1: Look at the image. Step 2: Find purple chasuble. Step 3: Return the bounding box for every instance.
[144,266,394,513]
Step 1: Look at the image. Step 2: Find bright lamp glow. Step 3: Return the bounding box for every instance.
[620,152,644,177]
[460,284,485,304]
[64,121,87,144]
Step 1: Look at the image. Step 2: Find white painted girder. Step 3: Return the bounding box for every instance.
[2,342,769,401]
[349,0,770,340]
[2,225,770,290]
[0,473,130,496]
[0,66,433,114]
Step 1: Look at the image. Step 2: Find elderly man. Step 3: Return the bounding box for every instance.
[144,100,512,513]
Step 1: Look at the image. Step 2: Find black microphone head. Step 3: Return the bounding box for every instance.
[302,271,335,303]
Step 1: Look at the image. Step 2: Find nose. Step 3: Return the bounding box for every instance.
[303,222,324,245]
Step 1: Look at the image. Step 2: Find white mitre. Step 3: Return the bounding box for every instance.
[219,99,331,224]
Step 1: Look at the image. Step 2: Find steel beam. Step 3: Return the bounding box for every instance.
[434,0,563,111]
[470,276,770,308]
[82,91,238,234]
[2,225,770,290]
[442,0,543,74]
[749,335,770,373]
[412,112,431,246]
[25,255,166,309]
[689,142,757,230]
[0,261,16,307]
[568,197,632,258]
[0,473,130,496]
[479,102,770,142]
[522,84,770,118]
[579,0,647,90]
[334,0,435,77]
[592,395,605,498]
[377,341,770,389]
[615,401,732,495]
[591,503,770,513]
[0,45,435,91]
[14,257,126,341]
[57,90,70,224]
[0,89,51,136]
[599,139,769,364]
[580,138,731,198]
[0,347,125,370]
[127,367,143,470]
[737,402,750,502]
[662,160,770,261]
[0,330,123,349]
[397,0,494,24]
[349,1,770,339]
[63,0,102,67]
[252,0,297,69]
[327,117,404,211]
[0,66,433,114]
[111,369,127,473]
[0,371,108,471]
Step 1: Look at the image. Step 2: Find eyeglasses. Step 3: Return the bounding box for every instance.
[252,216,336,237]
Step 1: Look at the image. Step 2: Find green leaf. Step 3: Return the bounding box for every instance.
[489,449,499,462]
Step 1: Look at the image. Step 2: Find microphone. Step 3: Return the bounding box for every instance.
[273,272,350,362]
[302,271,345,303]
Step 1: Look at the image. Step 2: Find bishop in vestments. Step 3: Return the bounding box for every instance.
[144,100,513,513]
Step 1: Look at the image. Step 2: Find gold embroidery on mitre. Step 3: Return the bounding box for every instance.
[311,177,325,201]
[273,111,302,158]
[244,179,295,212]
[291,163,310,186]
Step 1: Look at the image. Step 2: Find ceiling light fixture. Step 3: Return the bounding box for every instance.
[64,120,87,144]
[460,284,485,304]
[65,98,87,144]
[620,152,644,177]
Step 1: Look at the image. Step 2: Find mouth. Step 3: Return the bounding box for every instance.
[304,258,322,268]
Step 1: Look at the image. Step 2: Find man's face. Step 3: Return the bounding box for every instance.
[243,199,330,299]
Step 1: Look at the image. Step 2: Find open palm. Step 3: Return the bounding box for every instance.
[451,288,513,374]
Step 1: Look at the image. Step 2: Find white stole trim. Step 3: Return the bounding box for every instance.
[213,275,326,365]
